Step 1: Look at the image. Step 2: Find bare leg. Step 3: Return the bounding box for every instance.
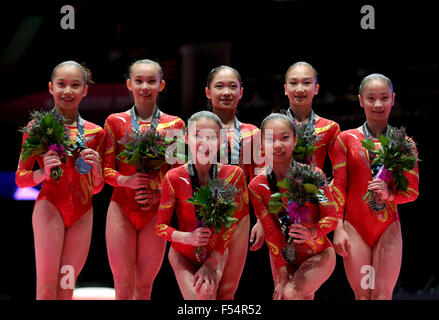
[371,221,402,300]
[168,247,229,300]
[168,247,199,300]
[216,215,249,299]
[133,215,167,300]
[342,221,372,300]
[56,208,93,300]
[282,247,336,300]
[106,201,137,300]
[33,200,65,300]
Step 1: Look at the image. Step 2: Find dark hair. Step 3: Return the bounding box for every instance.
[358,73,394,96]
[284,61,318,84]
[127,59,163,81]
[187,110,223,130]
[51,60,94,85]
[260,113,296,136]
[206,65,242,88]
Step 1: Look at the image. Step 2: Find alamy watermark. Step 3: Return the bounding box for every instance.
[60,5,75,30]
[60,265,75,290]
[162,127,273,175]
[360,265,375,290]
[360,5,375,30]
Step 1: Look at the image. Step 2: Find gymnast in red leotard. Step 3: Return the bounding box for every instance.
[156,111,248,300]
[331,74,419,300]
[283,62,340,170]
[248,113,337,300]
[251,62,341,282]
[204,66,262,298]
[103,59,185,300]
[15,61,104,300]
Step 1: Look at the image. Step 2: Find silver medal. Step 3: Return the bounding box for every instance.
[75,157,92,174]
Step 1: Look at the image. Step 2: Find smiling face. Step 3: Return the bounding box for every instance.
[262,118,297,165]
[187,118,221,165]
[49,64,88,111]
[126,62,165,107]
[205,68,243,112]
[284,64,319,109]
[358,79,395,122]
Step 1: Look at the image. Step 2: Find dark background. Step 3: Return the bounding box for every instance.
[0,0,438,302]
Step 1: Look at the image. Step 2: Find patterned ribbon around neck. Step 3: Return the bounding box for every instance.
[286,108,316,130]
[227,117,242,165]
[266,166,291,241]
[130,105,161,134]
[361,121,389,140]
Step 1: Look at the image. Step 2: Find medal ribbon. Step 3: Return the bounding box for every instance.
[75,113,85,150]
[228,117,242,165]
[63,112,92,174]
[286,108,316,131]
[266,166,292,241]
[130,105,161,134]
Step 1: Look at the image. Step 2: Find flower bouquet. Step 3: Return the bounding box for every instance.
[117,129,180,207]
[186,177,239,262]
[19,109,72,181]
[361,126,418,205]
[292,122,322,165]
[117,130,179,171]
[268,163,328,263]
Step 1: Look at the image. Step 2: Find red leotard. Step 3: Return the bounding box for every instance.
[312,116,341,170]
[103,111,185,231]
[224,122,263,182]
[16,120,105,228]
[331,129,419,248]
[155,164,249,265]
[248,164,338,268]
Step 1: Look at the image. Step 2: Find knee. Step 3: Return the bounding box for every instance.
[196,288,215,300]
[282,284,305,300]
[115,279,134,300]
[196,283,216,300]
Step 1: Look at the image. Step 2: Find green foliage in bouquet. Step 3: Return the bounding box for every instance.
[19,109,73,181]
[186,178,239,234]
[361,126,418,193]
[117,130,185,172]
[293,122,322,164]
[269,163,328,214]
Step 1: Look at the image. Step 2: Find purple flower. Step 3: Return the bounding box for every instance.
[294,177,303,184]
[375,166,393,183]
[48,143,66,158]
[194,220,207,229]
[287,201,312,224]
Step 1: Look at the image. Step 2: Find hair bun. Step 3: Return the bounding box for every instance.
[80,62,95,84]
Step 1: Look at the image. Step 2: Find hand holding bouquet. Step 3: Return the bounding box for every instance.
[117,129,178,171]
[19,109,72,181]
[117,129,179,208]
[268,163,328,263]
[361,126,418,205]
[186,177,239,262]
